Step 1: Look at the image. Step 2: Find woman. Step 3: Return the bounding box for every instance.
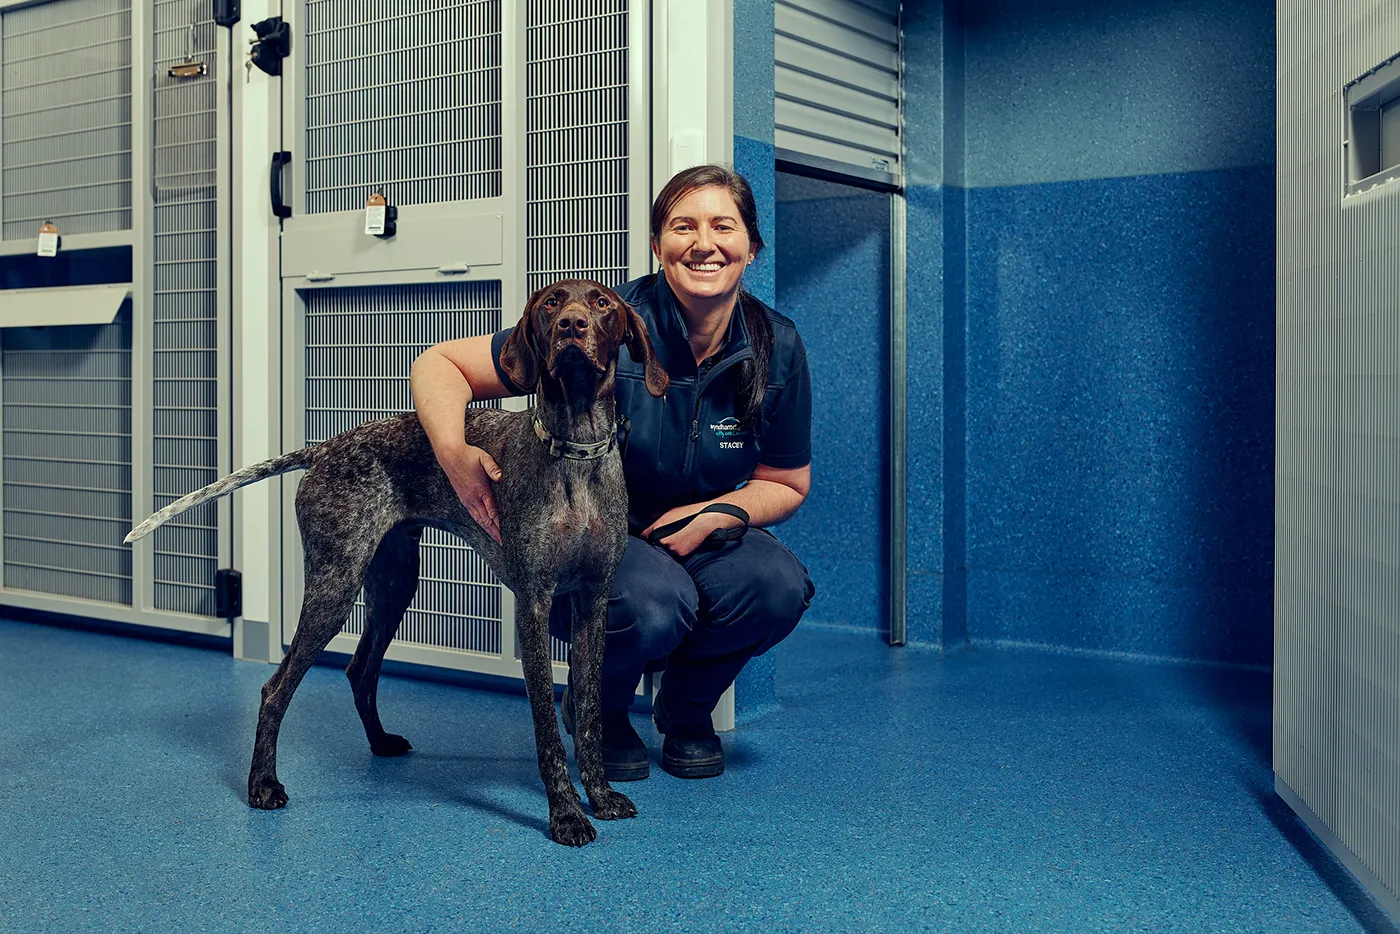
[410,164,814,781]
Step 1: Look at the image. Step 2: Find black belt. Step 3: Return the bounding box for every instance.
[644,503,750,552]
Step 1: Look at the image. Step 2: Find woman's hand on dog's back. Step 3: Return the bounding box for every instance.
[412,333,517,544]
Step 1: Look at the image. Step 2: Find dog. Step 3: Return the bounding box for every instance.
[125,279,670,846]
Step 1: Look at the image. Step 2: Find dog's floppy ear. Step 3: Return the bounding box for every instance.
[619,300,669,398]
[500,289,544,392]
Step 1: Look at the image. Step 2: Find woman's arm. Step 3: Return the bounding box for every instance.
[642,462,811,557]
[410,334,518,542]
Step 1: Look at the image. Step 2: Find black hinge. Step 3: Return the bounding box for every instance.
[216,569,243,620]
[250,17,291,77]
[214,0,240,28]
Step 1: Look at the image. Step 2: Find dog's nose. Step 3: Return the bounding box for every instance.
[556,313,589,339]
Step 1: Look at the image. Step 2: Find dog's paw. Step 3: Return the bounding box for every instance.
[550,808,596,847]
[370,733,413,757]
[248,777,288,810]
[589,788,637,821]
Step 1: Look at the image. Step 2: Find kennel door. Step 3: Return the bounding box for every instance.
[0,0,233,637]
[276,0,650,685]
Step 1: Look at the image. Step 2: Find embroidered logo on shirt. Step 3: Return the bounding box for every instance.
[711,416,745,450]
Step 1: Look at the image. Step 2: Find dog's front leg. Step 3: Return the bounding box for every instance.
[517,591,595,846]
[570,585,638,821]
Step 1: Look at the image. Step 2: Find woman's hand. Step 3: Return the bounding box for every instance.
[642,505,745,558]
[440,443,504,544]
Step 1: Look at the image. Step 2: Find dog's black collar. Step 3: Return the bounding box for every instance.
[534,415,629,461]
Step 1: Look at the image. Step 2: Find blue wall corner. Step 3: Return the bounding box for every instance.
[897,0,1275,665]
[903,183,948,648]
[961,167,1275,664]
[939,183,969,648]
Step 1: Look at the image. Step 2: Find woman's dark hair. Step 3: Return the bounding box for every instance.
[650,163,773,429]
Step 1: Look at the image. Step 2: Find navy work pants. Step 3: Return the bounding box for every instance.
[549,528,815,727]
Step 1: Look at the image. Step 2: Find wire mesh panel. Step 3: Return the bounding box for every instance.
[0,0,133,240]
[302,0,503,214]
[2,309,132,604]
[526,0,634,663]
[150,0,220,615]
[525,0,630,293]
[303,281,503,654]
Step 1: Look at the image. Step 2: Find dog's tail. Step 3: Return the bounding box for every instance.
[124,449,314,544]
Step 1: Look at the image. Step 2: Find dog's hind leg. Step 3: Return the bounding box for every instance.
[247,541,371,810]
[517,590,595,846]
[347,525,421,757]
[569,584,637,822]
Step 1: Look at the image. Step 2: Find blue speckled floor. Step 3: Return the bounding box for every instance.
[1,616,1395,934]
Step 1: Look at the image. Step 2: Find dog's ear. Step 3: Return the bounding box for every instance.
[500,288,544,392]
[619,300,669,398]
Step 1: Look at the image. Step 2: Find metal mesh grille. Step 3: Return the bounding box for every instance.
[2,309,133,604]
[151,0,220,615]
[304,282,503,654]
[0,0,133,240]
[525,0,630,293]
[526,0,633,663]
[302,0,503,214]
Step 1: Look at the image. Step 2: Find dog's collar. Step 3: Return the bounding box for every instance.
[533,415,629,460]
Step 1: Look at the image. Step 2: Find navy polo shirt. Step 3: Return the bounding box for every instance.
[490,273,811,528]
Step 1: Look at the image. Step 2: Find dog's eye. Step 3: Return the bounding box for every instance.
[543,297,558,308]
[596,297,609,309]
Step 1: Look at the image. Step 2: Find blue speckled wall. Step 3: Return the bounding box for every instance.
[904,0,1276,665]
[774,175,890,634]
[963,169,1275,664]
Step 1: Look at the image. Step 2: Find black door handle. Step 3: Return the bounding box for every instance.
[270,151,291,219]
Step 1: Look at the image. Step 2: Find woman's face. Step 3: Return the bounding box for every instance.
[652,185,756,309]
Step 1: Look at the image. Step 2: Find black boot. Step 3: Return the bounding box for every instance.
[652,687,724,779]
[561,685,650,782]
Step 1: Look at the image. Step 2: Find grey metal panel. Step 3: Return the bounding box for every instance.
[303,281,503,655]
[301,0,503,215]
[0,0,132,240]
[1276,0,1400,911]
[774,0,901,182]
[2,305,132,605]
[151,0,219,616]
[281,203,505,279]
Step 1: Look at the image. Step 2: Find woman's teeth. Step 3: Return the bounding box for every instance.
[687,262,722,272]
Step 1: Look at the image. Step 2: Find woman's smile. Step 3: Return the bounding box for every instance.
[653,185,756,312]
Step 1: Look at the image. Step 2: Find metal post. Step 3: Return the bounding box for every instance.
[888,190,907,646]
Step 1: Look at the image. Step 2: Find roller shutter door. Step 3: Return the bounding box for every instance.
[775,0,901,188]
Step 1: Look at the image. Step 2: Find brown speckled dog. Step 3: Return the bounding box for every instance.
[125,279,670,846]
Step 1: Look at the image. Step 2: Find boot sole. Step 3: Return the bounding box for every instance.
[661,753,725,779]
[604,760,651,782]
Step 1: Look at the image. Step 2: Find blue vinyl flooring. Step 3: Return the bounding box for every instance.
[1,614,1396,934]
